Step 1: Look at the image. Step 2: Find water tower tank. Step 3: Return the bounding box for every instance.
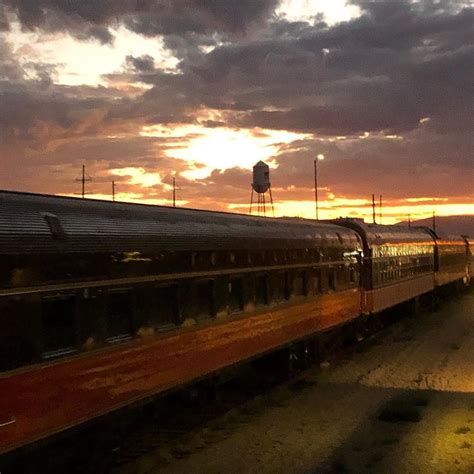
[252,161,270,193]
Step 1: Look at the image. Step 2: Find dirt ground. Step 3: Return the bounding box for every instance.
[119,291,474,474]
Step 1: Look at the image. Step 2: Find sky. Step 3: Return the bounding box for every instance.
[0,0,473,223]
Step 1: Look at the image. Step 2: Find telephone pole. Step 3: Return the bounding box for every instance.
[379,194,382,224]
[173,177,176,207]
[75,164,91,198]
[372,193,376,224]
[172,176,181,207]
[314,154,324,220]
[314,159,318,220]
[112,181,116,202]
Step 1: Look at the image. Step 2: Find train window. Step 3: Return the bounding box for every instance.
[256,274,268,306]
[349,266,356,284]
[312,268,322,294]
[41,296,76,356]
[106,290,133,341]
[293,272,306,297]
[155,285,178,329]
[273,273,288,302]
[328,269,336,291]
[312,249,321,263]
[289,250,298,261]
[193,280,214,320]
[228,278,243,313]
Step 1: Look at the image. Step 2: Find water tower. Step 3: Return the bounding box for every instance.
[249,161,274,216]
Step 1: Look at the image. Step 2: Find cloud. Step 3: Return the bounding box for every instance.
[125,54,155,72]
[1,0,472,218]
[2,0,280,44]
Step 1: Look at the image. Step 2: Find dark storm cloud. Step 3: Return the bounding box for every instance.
[0,38,24,80]
[125,0,279,38]
[167,1,473,136]
[0,80,111,147]
[7,0,471,140]
[2,0,280,44]
[125,54,155,72]
[0,5,9,31]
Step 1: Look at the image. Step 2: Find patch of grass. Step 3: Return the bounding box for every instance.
[454,426,471,434]
[460,441,472,449]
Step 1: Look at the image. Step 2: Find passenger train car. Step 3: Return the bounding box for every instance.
[0,191,471,456]
[431,232,470,287]
[332,220,436,314]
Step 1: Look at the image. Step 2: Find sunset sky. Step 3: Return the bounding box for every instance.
[1,0,472,223]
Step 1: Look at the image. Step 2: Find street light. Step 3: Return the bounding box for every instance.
[314,154,325,220]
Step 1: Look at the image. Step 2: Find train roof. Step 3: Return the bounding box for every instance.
[0,190,361,255]
[430,231,467,245]
[330,218,434,249]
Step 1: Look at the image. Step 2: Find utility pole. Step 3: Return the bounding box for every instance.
[432,210,436,233]
[112,181,116,202]
[171,176,181,207]
[314,159,318,220]
[313,154,325,220]
[408,214,411,228]
[172,177,176,207]
[379,194,382,224]
[75,164,91,198]
[372,193,376,224]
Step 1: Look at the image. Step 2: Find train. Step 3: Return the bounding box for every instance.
[0,190,472,456]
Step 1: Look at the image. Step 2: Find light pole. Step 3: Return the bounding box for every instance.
[314,154,324,220]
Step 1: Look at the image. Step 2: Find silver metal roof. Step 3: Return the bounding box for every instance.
[0,191,361,255]
[331,218,435,248]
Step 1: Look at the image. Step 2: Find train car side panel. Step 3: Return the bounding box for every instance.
[0,288,360,455]
[363,273,434,314]
[435,238,469,286]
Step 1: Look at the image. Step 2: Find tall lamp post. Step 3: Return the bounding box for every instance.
[314,154,325,220]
